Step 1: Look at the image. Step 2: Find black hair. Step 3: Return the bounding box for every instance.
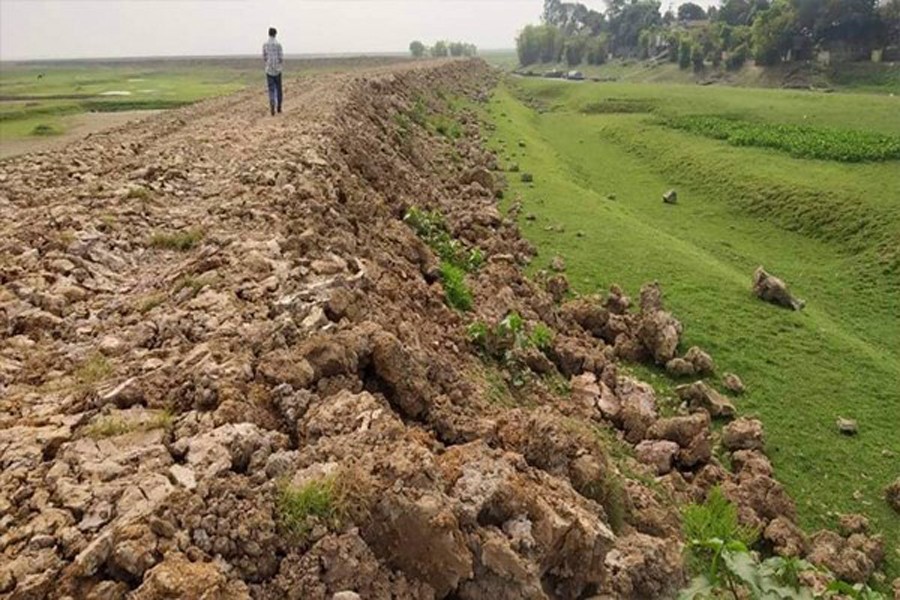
[268,27,277,37]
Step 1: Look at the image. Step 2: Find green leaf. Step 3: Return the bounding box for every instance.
[678,575,715,600]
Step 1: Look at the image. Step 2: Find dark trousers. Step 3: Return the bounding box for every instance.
[266,73,283,111]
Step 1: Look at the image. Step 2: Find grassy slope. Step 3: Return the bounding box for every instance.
[487,78,900,582]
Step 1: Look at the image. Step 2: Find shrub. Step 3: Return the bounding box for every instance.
[440,261,473,311]
[691,45,705,72]
[404,207,484,271]
[31,124,58,136]
[726,44,750,70]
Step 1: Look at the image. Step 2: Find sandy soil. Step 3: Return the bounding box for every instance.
[0,110,162,160]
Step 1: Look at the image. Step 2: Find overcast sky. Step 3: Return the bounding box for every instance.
[0,0,718,61]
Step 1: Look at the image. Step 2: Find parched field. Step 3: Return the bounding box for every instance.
[487,77,900,580]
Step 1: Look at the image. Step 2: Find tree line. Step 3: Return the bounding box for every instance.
[409,40,478,59]
[517,0,900,71]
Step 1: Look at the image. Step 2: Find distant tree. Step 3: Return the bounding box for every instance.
[881,0,900,46]
[726,43,751,69]
[564,35,588,65]
[409,40,426,58]
[606,0,663,56]
[751,0,796,65]
[679,38,693,68]
[585,36,609,64]
[431,41,449,58]
[517,24,565,65]
[462,43,478,57]
[692,44,706,70]
[678,2,707,21]
[449,41,465,57]
[717,0,770,26]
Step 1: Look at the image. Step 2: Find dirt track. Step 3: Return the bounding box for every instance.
[0,59,886,599]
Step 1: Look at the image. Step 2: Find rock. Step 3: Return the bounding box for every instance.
[836,418,858,435]
[73,530,113,576]
[256,350,314,389]
[665,358,694,377]
[98,377,144,408]
[885,478,900,514]
[662,189,677,204]
[676,381,735,419]
[605,533,684,599]
[722,373,745,394]
[546,274,569,303]
[764,517,808,557]
[618,377,658,443]
[131,554,238,599]
[550,255,566,272]
[461,167,495,192]
[168,464,197,490]
[807,529,883,584]
[752,267,804,310]
[722,418,765,451]
[647,412,709,448]
[635,440,679,475]
[684,347,714,374]
[838,514,869,536]
[332,593,362,600]
[98,335,126,357]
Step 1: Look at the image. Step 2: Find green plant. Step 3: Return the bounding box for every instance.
[277,477,336,539]
[126,187,151,200]
[683,487,759,572]
[529,323,554,352]
[404,207,484,272]
[31,123,58,136]
[74,354,113,387]
[440,261,473,311]
[148,228,203,251]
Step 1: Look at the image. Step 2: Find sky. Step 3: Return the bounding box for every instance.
[0,0,718,61]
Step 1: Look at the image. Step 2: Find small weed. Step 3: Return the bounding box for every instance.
[277,477,336,539]
[84,410,174,439]
[409,97,428,126]
[276,468,372,540]
[440,261,473,311]
[138,293,166,314]
[126,187,151,200]
[682,486,759,574]
[173,272,218,299]
[404,206,484,272]
[529,323,554,352]
[148,228,203,251]
[31,123,59,136]
[433,115,462,139]
[74,354,113,387]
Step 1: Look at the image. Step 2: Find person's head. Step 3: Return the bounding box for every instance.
[268,27,277,38]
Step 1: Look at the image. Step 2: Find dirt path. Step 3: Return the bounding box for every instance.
[0,110,165,160]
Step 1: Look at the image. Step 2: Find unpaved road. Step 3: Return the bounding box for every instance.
[0,110,162,160]
[0,60,882,599]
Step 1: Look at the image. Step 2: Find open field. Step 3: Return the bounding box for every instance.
[487,76,900,583]
[0,55,411,148]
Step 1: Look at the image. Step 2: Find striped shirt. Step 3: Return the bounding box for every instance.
[263,37,283,76]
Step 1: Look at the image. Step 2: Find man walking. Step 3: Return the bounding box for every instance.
[263,27,283,115]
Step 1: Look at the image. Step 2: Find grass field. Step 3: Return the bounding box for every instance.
[486,77,900,584]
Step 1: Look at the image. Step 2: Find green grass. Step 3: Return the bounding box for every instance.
[440,261,473,311]
[488,77,900,584]
[277,478,336,539]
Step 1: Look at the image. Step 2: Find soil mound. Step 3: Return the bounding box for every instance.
[0,59,881,598]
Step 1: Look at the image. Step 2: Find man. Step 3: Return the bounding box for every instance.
[263,27,284,115]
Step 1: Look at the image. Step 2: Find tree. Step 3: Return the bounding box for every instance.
[606,0,663,56]
[880,0,900,47]
[516,24,564,65]
[431,40,449,58]
[717,0,771,26]
[409,40,426,58]
[585,36,609,64]
[564,35,588,65]
[678,2,707,21]
[449,42,465,57]
[751,0,796,65]
[679,38,693,68]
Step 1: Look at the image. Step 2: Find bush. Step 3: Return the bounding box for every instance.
[691,45,705,72]
[440,261,473,311]
[31,124,58,136]
[726,44,750,70]
[404,207,484,271]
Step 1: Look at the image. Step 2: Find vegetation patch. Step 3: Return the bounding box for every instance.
[148,228,203,251]
[30,123,60,136]
[662,115,900,163]
[74,354,113,388]
[581,98,655,114]
[439,261,473,311]
[84,410,173,439]
[276,468,372,541]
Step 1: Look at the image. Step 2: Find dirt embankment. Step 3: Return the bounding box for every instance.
[0,60,886,599]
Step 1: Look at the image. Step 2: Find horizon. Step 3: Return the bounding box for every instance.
[1,0,717,62]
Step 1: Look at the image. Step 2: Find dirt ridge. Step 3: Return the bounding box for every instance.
[0,59,886,599]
